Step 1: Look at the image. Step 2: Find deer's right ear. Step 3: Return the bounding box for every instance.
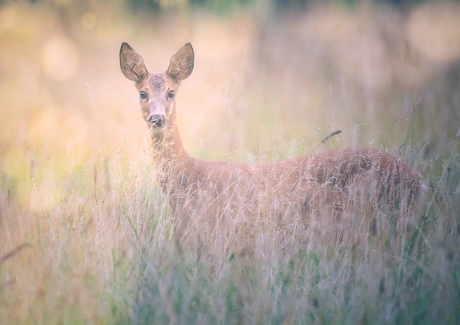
[119,42,148,82]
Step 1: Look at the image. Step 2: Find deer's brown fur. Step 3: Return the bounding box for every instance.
[120,42,421,230]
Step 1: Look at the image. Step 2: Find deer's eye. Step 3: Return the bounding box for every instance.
[167,90,175,99]
[140,91,147,100]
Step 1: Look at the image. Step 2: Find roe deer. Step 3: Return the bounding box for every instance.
[119,42,421,232]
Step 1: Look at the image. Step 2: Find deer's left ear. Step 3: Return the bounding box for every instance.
[166,43,194,82]
[120,42,149,82]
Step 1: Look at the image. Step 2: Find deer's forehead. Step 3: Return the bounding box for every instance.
[142,73,174,95]
[149,73,165,89]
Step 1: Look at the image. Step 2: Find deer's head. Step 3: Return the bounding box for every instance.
[120,42,194,140]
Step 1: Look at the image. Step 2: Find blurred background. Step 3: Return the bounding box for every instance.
[1,0,460,208]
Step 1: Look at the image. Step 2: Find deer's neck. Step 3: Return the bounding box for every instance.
[152,123,190,184]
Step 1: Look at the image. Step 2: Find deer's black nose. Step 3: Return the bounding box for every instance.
[148,114,165,128]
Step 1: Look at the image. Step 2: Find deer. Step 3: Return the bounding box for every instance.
[119,42,422,237]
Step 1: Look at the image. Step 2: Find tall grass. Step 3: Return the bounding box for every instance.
[1,129,460,324]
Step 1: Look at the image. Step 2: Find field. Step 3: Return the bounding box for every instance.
[1,1,460,324]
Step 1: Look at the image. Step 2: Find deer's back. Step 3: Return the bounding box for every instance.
[165,147,421,222]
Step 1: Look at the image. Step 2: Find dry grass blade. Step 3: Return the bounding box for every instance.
[321,130,342,143]
[1,243,32,262]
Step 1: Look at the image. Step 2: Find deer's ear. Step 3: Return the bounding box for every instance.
[166,43,194,82]
[120,42,148,82]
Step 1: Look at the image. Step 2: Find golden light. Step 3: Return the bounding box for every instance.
[41,36,79,81]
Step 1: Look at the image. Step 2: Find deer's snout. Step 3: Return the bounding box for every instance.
[147,114,165,128]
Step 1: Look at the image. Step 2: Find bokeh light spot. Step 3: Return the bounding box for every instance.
[42,36,79,81]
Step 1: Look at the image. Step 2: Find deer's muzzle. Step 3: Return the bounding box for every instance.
[147,114,165,128]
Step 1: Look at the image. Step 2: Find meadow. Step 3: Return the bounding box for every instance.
[1,1,460,324]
